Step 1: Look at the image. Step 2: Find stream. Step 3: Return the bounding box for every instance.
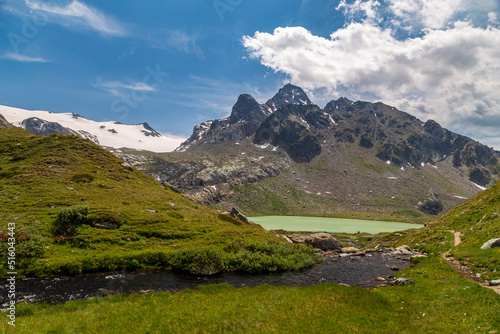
[0,251,413,306]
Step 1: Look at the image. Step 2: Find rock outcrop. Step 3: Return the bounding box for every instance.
[287,233,342,251]
[480,238,500,250]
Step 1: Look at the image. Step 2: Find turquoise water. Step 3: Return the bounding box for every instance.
[249,216,424,234]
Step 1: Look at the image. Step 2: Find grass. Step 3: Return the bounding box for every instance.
[0,128,317,277]
[374,179,500,281]
[4,255,500,333]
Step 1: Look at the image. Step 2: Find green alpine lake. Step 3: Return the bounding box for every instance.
[249,216,424,234]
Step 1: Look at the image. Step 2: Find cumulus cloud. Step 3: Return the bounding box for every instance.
[23,0,127,37]
[243,1,500,148]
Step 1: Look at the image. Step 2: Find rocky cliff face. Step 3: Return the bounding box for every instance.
[175,84,312,152]
[122,85,500,217]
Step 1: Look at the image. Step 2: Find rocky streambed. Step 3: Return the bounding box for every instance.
[0,247,423,306]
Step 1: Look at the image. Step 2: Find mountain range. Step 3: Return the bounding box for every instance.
[122,84,500,218]
[1,84,499,219]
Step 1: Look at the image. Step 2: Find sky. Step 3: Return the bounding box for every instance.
[0,0,500,149]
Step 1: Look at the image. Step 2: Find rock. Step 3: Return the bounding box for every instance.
[417,199,443,215]
[121,162,134,171]
[163,181,181,193]
[287,234,310,244]
[93,221,119,230]
[147,209,157,214]
[393,245,413,255]
[376,277,386,281]
[281,235,293,244]
[230,208,249,224]
[307,233,342,251]
[481,238,500,250]
[390,266,399,271]
[341,247,360,253]
[394,278,415,286]
[489,280,500,286]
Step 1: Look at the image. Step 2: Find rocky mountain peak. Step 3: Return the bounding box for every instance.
[265,83,313,112]
[229,94,266,125]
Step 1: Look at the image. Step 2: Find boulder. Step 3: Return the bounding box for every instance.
[489,280,500,286]
[480,238,500,250]
[120,162,134,171]
[393,245,413,255]
[287,234,310,244]
[230,208,249,224]
[307,233,342,251]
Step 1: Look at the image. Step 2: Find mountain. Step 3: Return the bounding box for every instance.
[176,84,313,152]
[121,85,500,220]
[0,105,185,152]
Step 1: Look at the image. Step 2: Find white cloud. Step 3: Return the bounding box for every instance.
[93,78,156,96]
[2,52,49,63]
[24,0,127,37]
[148,30,203,59]
[243,14,500,147]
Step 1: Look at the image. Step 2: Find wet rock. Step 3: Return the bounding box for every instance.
[394,278,415,286]
[480,238,500,250]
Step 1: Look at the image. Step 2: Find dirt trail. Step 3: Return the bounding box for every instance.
[443,230,500,295]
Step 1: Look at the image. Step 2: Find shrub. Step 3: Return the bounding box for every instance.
[171,246,225,275]
[53,205,89,235]
[0,233,47,268]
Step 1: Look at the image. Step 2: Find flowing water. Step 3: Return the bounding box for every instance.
[0,252,413,306]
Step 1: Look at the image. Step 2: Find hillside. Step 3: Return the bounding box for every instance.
[119,85,500,221]
[0,127,318,277]
[382,179,500,283]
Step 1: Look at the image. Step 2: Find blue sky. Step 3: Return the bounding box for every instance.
[1,0,500,148]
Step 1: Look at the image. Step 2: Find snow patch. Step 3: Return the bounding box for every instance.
[0,104,185,152]
[255,143,270,149]
[453,196,467,200]
[472,182,486,191]
[388,177,398,180]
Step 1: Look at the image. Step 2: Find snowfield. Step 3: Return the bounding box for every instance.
[0,105,185,152]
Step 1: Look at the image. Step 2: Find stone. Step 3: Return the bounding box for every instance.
[489,280,500,286]
[341,247,360,253]
[394,278,415,286]
[230,208,249,224]
[281,235,293,244]
[121,162,134,171]
[393,245,413,255]
[147,209,157,214]
[287,234,310,244]
[480,238,500,250]
[307,233,342,251]
[93,221,119,230]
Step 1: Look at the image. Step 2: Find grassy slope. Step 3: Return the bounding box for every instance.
[376,180,500,282]
[6,256,500,333]
[0,128,316,276]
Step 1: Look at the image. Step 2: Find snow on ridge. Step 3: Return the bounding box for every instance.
[0,104,185,152]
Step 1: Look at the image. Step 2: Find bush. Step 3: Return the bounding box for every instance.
[53,205,89,235]
[171,246,225,275]
[0,233,47,268]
